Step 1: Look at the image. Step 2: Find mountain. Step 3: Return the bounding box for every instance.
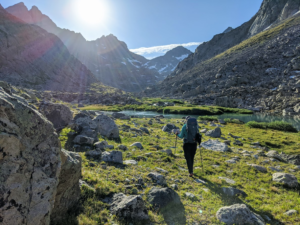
[0,4,97,92]
[142,46,192,80]
[144,1,300,113]
[170,0,300,76]
[6,2,159,92]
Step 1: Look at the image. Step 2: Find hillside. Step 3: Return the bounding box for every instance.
[144,9,300,114]
[0,4,97,92]
[6,2,159,92]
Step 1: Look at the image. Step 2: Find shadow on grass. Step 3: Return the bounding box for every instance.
[192,175,285,225]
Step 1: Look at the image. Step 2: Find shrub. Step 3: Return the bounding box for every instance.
[198,116,218,121]
[246,121,298,133]
[224,118,244,124]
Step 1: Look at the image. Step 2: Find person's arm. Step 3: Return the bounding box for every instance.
[177,124,187,139]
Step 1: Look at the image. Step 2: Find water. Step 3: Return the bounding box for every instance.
[100,110,300,131]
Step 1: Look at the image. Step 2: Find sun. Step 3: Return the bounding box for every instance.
[73,0,109,26]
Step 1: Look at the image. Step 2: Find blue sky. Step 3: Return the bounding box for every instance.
[1,0,262,58]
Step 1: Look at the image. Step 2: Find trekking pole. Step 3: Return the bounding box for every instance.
[200,146,204,173]
[174,135,178,155]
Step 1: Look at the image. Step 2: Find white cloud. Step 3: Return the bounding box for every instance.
[130,42,203,59]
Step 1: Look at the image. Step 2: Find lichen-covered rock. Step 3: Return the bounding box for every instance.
[39,102,73,131]
[0,88,61,225]
[205,127,222,138]
[272,173,299,188]
[110,193,149,225]
[147,172,167,185]
[102,151,123,163]
[50,149,82,224]
[216,204,265,225]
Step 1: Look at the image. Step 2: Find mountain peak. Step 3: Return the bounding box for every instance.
[223,27,233,33]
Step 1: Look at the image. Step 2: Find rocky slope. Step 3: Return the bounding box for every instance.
[144,2,300,114]
[6,2,159,92]
[170,0,300,76]
[0,4,97,92]
[143,46,192,80]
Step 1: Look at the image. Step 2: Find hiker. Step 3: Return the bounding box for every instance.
[176,116,201,177]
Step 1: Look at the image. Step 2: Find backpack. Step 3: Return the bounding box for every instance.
[185,118,200,144]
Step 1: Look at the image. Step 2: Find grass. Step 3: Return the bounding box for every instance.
[247,121,298,133]
[59,116,300,225]
[199,116,218,121]
[224,118,245,124]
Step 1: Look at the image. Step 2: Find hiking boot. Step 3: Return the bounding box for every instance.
[189,173,194,177]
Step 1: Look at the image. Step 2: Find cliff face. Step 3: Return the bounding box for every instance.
[0,5,97,91]
[6,3,159,92]
[171,0,300,76]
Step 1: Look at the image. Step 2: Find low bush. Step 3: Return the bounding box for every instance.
[246,121,298,133]
[198,116,218,121]
[224,118,245,124]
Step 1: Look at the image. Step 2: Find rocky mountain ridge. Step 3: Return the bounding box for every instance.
[6,2,160,92]
[0,5,97,92]
[171,0,300,77]
[144,11,300,114]
[142,46,192,80]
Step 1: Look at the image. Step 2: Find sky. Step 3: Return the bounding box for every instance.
[1,0,263,58]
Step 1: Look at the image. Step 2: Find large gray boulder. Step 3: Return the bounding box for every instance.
[272,173,299,188]
[73,135,94,145]
[205,127,222,138]
[201,139,230,152]
[216,204,265,225]
[147,172,167,185]
[0,88,61,225]
[102,151,123,163]
[110,193,149,225]
[50,150,82,224]
[162,123,178,132]
[39,102,73,131]
[266,150,285,162]
[222,187,247,197]
[93,114,119,139]
[147,187,186,225]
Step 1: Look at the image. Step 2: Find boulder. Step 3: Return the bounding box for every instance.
[147,187,186,225]
[39,102,73,131]
[51,150,82,223]
[130,142,143,149]
[147,172,167,185]
[140,127,150,134]
[222,187,247,197]
[272,173,299,188]
[266,150,285,162]
[112,112,126,118]
[201,139,230,152]
[216,204,265,225]
[0,88,61,224]
[93,114,119,139]
[73,135,94,145]
[85,150,101,159]
[281,154,300,165]
[284,210,298,216]
[110,193,149,225]
[123,160,138,165]
[205,127,221,138]
[162,123,178,132]
[102,151,123,164]
[94,141,108,150]
[248,164,267,173]
[73,113,97,130]
[117,144,128,151]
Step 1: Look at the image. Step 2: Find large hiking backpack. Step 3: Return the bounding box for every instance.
[185,118,199,143]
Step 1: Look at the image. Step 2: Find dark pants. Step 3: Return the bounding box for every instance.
[183,143,197,174]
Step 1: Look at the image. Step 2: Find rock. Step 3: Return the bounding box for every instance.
[200,128,207,133]
[147,172,167,185]
[222,187,247,197]
[51,150,82,223]
[294,165,300,171]
[161,149,173,155]
[185,192,196,200]
[102,151,123,164]
[284,209,298,216]
[226,159,237,164]
[248,164,267,173]
[130,142,143,149]
[106,145,114,149]
[147,187,186,225]
[205,127,221,138]
[268,166,282,172]
[233,140,243,146]
[218,119,226,124]
[272,173,298,188]
[93,114,119,139]
[140,127,150,134]
[0,89,61,224]
[110,193,149,225]
[156,167,169,174]
[39,102,73,131]
[73,113,97,130]
[85,150,101,159]
[216,204,265,225]
[117,144,128,151]
[95,141,108,150]
[123,160,138,165]
[170,184,178,190]
[219,177,236,184]
[162,123,178,132]
[281,154,300,165]
[73,135,94,145]
[201,139,230,152]
[112,112,126,118]
[266,150,285,162]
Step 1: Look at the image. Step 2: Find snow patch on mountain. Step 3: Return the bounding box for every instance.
[176,54,189,61]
